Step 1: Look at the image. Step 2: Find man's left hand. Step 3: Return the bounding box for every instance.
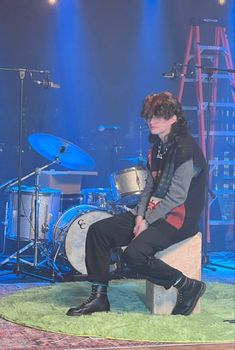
[133,219,148,238]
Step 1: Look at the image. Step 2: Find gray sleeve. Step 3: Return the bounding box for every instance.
[145,159,194,224]
[135,169,154,217]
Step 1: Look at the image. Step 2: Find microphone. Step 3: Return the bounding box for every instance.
[34,79,60,89]
[162,70,177,79]
[162,67,185,79]
[162,63,180,79]
[203,18,219,23]
[162,63,193,79]
[97,125,120,132]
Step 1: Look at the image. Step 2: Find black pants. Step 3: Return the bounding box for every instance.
[85,212,191,289]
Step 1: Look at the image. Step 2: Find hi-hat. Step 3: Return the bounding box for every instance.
[29,133,96,170]
[120,156,147,164]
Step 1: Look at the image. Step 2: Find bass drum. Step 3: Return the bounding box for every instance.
[53,205,113,274]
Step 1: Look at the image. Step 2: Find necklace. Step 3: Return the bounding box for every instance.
[156,143,168,159]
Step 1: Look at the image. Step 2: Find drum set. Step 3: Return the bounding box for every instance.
[0,133,148,280]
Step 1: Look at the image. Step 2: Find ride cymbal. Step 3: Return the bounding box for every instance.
[29,133,96,170]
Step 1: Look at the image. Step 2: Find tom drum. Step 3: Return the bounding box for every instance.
[110,166,147,206]
[80,188,113,209]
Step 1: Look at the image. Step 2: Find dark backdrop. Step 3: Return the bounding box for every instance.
[0,0,234,250]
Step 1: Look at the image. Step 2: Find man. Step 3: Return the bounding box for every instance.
[67,91,207,317]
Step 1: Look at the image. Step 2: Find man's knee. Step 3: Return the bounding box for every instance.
[86,221,102,241]
[122,245,146,267]
[86,219,111,244]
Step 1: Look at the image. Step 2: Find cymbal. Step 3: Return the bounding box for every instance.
[28,133,96,170]
[120,156,147,164]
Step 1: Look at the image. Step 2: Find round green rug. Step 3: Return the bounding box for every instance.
[0,280,234,342]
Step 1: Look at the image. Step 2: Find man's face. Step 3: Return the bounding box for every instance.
[146,115,177,140]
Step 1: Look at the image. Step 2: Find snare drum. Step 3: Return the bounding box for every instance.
[6,186,62,241]
[80,188,113,209]
[53,205,113,274]
[110,166,147,206]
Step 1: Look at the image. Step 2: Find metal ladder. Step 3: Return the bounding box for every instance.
[177,19,235,246]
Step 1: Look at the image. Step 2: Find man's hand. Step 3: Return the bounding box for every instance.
[133,215,148,238]
[147,196,161,210]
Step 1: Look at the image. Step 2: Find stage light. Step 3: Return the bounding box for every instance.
[48,0,57,5]
[217,0,226,5]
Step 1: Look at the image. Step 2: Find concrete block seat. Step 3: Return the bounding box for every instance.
[145,232,202,314]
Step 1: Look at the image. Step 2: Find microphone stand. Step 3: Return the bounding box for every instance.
[16,69,25,274]
[0,66,51,280]
[201,67,216,271]
[110,129,120,173]
[136,125,147,166]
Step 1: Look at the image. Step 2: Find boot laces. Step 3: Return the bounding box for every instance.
[80,292,96,308]
[176,279,191,304]
[177,290,183,304]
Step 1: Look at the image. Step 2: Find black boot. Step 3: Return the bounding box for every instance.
[66,284,110,316]
[172,276,206,316]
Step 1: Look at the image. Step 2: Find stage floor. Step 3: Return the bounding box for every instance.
[0,252,234,350]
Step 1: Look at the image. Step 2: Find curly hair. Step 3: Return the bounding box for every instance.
[141,91,188,143]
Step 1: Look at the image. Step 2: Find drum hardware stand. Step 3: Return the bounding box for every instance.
[47,239,83,282]
[0,177,18,191]
[0,179,18,255]
[0,242,35,269]
[0,200,8,256]
[0,156,64,281]
[25,158,65,281]
[49,241,67,280]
